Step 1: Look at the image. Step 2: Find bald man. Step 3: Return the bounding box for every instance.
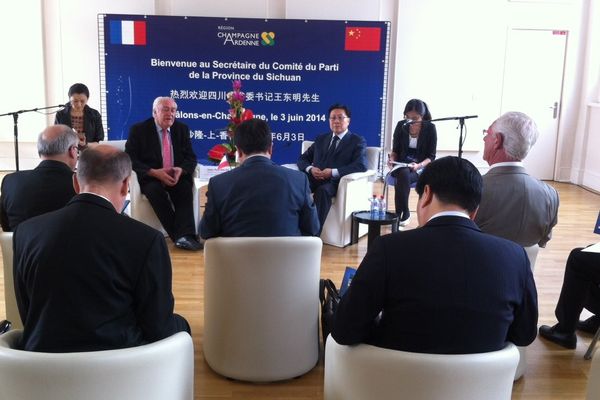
[1,124,78,231]
[13,145,190,352]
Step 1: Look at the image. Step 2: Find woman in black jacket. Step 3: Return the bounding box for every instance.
[55,83,104,148]
[388,99,437,225]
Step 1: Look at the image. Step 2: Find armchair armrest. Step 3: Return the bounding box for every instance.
[339,170,376,183]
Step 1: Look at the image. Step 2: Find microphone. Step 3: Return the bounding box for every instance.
[403,119,414,126]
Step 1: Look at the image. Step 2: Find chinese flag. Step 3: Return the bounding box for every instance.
[344,27,381,52]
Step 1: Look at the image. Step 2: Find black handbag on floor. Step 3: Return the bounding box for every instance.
[319,278,340,346]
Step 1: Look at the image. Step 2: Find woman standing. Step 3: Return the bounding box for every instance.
[55,83,104,148]
[389,99,437,226]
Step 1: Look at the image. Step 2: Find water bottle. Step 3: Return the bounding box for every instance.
[379,195,387,219]
[370,194,379,218]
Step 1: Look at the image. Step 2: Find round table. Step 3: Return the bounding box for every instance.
[351,211,399,250]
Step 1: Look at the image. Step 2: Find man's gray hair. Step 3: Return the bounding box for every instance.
[492,111,539,161]
[77,147,132,185]
[152,96,176,113]
[37,125,79,157]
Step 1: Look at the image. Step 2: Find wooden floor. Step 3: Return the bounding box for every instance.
[1,181,600,399]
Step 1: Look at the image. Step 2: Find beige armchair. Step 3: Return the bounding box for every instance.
[325,336,519,400]
[0,232,22,329]
[0,330,194,400]
[203,236,322,381]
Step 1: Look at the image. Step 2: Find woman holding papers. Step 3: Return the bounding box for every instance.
[388,99,437,226]
[55,83,104,149]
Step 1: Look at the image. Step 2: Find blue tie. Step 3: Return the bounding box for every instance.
[325,135,340,164]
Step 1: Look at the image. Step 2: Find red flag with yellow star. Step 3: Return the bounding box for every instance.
[344,27,381,51]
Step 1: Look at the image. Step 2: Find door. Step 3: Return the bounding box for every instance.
[500,28,567,180]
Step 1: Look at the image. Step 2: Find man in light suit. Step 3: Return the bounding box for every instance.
[200,119,319,238]
[1,124,78,231]
[13,145,190,352]
[126,97,201,251]
[475,111,559,248]
[297,104,367,228]
[332,156,538,354]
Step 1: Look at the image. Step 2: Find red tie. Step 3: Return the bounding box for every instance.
[162,129,172,169]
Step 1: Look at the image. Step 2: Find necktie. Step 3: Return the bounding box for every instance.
[162,129,172,169]
[327,135,340,157]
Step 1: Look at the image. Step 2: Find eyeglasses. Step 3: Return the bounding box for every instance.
[329,116,348,121]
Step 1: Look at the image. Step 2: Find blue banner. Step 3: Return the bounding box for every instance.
[101,14,390,165]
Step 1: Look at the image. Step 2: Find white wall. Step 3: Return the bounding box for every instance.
[1,0,598,193]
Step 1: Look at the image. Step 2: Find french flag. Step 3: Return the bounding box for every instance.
[110,20,146,46]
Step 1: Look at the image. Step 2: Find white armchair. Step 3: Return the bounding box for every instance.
[0,330,194,400]
[300,140,380,247]
[100,140,202,236]
[514,244,540,380]
[129,168,201,237]
[0,232,22,329]
[203,236,322,381]
[324,336,519,400]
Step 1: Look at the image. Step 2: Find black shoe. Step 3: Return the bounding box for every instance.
[577,315,600,334]
[539,324,577,349]
[175,236,203,251]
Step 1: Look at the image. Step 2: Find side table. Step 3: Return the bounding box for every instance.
[351,211,399,250]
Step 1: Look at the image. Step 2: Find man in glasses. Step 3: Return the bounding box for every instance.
[1,124,78,231]
[476,111,559,248]
[297,103,367,229]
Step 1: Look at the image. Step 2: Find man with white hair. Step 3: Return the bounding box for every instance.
[475,111,559,248]
[126,97,201,251]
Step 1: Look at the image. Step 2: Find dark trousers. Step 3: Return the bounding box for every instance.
[555,247,600,333]
[391,167,418,220]
[308,175,338,230]
[140,175,196,241]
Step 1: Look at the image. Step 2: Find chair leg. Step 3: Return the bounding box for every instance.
[584,327,600,360]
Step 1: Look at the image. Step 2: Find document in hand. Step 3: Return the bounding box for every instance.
[340,266,357,297]
[581,211,600,253]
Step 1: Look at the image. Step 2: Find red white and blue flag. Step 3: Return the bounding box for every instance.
[110,20,147,46]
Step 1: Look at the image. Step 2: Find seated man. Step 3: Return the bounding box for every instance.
[13,145,190,352]
[332,156,538,354]
[1,124,78,231]
[125,96,201,251]
[475,111,559,248]
[297,104,367,228]
[539,247,600,349]
[200,118,320,238]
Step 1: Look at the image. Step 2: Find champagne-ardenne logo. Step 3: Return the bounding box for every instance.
[216,26,275,47]
[261,32,275,46]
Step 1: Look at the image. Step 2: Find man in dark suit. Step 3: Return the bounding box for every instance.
[475,111,559,248]
[539,248,600,349]
[297,104,367,227]
[1,124,78,231]
[200,119,319,238]
[125,96,201,251]
[13,145,190,352]
[332,156,538,354]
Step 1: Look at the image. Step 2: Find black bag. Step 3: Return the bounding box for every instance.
[319,278,341,347]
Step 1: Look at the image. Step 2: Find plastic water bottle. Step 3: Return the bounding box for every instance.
[379,195,387,219]
[370,194,379,218]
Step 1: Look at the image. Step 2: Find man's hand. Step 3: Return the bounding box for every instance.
[148,168,180,186]
[310,167,333,180]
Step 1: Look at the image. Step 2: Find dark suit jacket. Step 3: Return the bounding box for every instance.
[0,160,76,231]
[475,165,559,247]
[125,118,197,184]
[392,120,437,163]
[200,156,320,238]
[297,131,367,183]
[332,216,538,354]
[55,104,104,143]
[13,193,186,352]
